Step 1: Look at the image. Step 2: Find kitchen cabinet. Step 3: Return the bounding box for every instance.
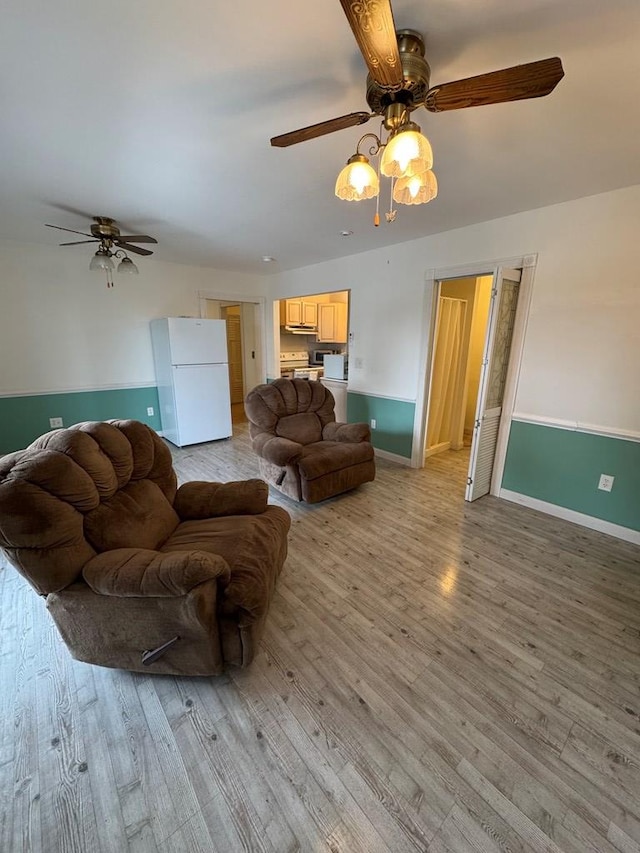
[316,302,347,343]
[280,299,317,327]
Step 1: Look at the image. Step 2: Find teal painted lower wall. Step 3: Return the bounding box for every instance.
[502,420,640,532]
[0,387,161,455]
[347,392,415,458]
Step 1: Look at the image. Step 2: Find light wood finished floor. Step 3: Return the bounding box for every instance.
[2,424,640,852]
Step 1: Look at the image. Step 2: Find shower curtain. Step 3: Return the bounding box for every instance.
[426,297,466,452]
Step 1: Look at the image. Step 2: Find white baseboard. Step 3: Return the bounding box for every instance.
[374,447,412,466]
[499,489,640,545]
[425,441,451,458]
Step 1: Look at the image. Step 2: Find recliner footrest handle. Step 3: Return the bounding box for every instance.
[142,635,180,666]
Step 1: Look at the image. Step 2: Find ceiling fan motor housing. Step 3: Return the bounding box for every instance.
[365,30,431,116]
[90,216,121,240]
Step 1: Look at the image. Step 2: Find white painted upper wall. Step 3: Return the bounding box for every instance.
[2,185,639,434]
[266,185,640,432]
[0,241,262,395]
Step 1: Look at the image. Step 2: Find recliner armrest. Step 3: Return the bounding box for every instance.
[174,479,268,519]
[322,422,371,443]
[82,548,230,597]
[252,434,303,466]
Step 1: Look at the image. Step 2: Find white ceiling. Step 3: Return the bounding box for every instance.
[1,0,639,274]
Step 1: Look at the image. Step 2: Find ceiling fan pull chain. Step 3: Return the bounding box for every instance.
[386,176,397,223]
[374,152,382,226]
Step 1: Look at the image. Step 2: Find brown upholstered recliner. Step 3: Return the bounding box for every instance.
[0,420,290,676]
[245,378,375,503]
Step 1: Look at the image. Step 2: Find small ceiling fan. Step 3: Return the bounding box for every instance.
[45,215,158,286]
[45,215,157,256]
[271,0,564,149]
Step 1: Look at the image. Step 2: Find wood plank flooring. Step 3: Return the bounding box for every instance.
[1,424,640,852]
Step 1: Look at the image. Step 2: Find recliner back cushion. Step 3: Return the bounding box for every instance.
[0,420,179,594]
[276,412,322,445]
[84,479,179,552]
[245,378,336,436]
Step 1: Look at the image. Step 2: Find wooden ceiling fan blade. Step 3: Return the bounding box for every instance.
[271,112,372,147]
[45,223,93,237]
[116,241,153,256]
[116,235,158,244]
[59,240,99,246]
[339,0,403,88]
[47,203,98,220]
[425,57,564,112]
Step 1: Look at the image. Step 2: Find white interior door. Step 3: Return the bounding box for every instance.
[465,268,521,501]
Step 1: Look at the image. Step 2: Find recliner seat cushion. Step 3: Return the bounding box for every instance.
[161,506,290,622]
[297,440,374,480]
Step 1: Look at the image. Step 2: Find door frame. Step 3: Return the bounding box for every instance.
[411,254,537,497]
[198,291,267,389]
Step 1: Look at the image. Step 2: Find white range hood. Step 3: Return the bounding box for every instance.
[285,324,317,335]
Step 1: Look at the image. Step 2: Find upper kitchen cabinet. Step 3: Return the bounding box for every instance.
[317,302,347,343]
[280,299,318,329]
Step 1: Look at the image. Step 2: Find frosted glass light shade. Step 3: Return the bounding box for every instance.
[381,127,433,178]
[89,251,115,272]
[117,256,139,275]
[335,154,379,201]
[393,169,438,205]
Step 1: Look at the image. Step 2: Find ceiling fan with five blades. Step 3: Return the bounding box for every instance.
[271,0,564,218]
[45,216,158,286]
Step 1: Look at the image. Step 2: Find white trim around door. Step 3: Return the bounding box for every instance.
[411,255,537,499]
[198,291,268,387]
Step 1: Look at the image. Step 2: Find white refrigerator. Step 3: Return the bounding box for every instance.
[150,317,232,447]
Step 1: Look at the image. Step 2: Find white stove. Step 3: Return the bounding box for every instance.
[280,351,310,371]
[279,351,323,380]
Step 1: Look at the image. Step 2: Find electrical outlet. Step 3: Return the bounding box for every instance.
[598,474,614,492]
[371,418,377,429]
[147,407,154,417]
[49,417,63,429]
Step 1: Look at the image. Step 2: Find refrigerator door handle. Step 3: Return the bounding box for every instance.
[173,362,226,368]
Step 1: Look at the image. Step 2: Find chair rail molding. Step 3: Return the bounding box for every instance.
[511,412,640,443]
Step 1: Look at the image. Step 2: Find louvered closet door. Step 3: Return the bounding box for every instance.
[225,313,245,404]
[465,267,521,502]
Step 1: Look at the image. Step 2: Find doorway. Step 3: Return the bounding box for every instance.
[220,305,244,405]
[425,276,493,459]
[203,298,263,424]
[422,266,524,501]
